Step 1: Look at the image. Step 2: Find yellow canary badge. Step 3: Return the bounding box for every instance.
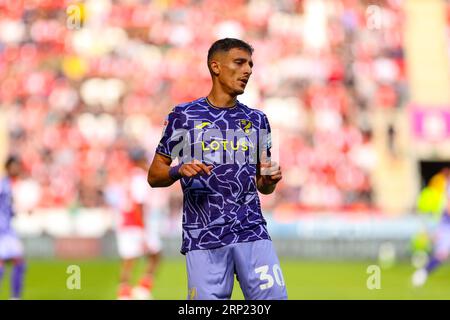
[238,120,253,134]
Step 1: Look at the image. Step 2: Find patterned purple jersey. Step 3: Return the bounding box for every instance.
[156,97,272,254]
[0,177,14,233]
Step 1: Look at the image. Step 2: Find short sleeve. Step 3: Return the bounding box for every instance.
[260,113,272,160]
[155,108,187,160]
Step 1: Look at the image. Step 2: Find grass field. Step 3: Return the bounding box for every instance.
[1,258,450,300]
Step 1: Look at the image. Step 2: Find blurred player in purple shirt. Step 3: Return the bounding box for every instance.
[148,38,287,300]
[0,156,26,299]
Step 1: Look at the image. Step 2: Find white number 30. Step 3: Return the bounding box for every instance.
[255,264,285,290]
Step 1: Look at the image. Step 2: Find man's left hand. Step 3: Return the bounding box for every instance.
[259,160,282,186]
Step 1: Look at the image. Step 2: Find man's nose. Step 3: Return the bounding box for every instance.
[244,64,252,76]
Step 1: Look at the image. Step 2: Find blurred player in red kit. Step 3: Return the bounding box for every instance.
[114,149,162,300]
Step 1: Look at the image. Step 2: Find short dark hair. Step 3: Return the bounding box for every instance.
[129,148,147,163]
[5,155,21,170]
[207,38,254,73]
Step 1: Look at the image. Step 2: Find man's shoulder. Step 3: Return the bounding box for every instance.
[0,177,9,194]
[172,97,207,114]
[0,177,9,187]
[237,101,267,119]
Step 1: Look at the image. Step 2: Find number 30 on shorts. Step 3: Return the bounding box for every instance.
[254,264,285,290]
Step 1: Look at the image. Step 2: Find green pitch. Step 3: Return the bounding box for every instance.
[0,258,449,299]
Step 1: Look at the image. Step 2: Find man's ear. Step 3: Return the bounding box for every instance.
[210,60,220,76]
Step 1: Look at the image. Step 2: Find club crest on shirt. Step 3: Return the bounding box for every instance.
[237,119,253,134]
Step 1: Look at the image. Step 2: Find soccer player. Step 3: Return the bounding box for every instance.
[0,156,26,299]
[147,38,288,300]
[115,149,162,300]
[412,168,450,287]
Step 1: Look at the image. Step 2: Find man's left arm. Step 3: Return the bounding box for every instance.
[256,113,282,195]
[256,156,282,195]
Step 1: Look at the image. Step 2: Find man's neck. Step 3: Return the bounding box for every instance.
[206,89,237,109]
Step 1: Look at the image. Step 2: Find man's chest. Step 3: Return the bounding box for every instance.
[186,111,258,133]
[183,112,261,164]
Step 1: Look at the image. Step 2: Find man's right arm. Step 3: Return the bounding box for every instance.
[147,153,213,188]
[147,153,177,188]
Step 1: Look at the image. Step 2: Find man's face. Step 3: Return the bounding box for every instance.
[211,48,253,96]
[7,161,21,178]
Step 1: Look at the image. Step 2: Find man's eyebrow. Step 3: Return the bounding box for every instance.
[234,58,254,66]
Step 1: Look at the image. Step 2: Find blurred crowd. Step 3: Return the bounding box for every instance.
[0,0,407,216]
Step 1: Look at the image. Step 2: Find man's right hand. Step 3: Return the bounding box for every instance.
[178,160,213,178]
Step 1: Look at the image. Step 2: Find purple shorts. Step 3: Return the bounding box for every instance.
[0,230,24,260]
[185,239,288,300]
[434,220,450,259]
